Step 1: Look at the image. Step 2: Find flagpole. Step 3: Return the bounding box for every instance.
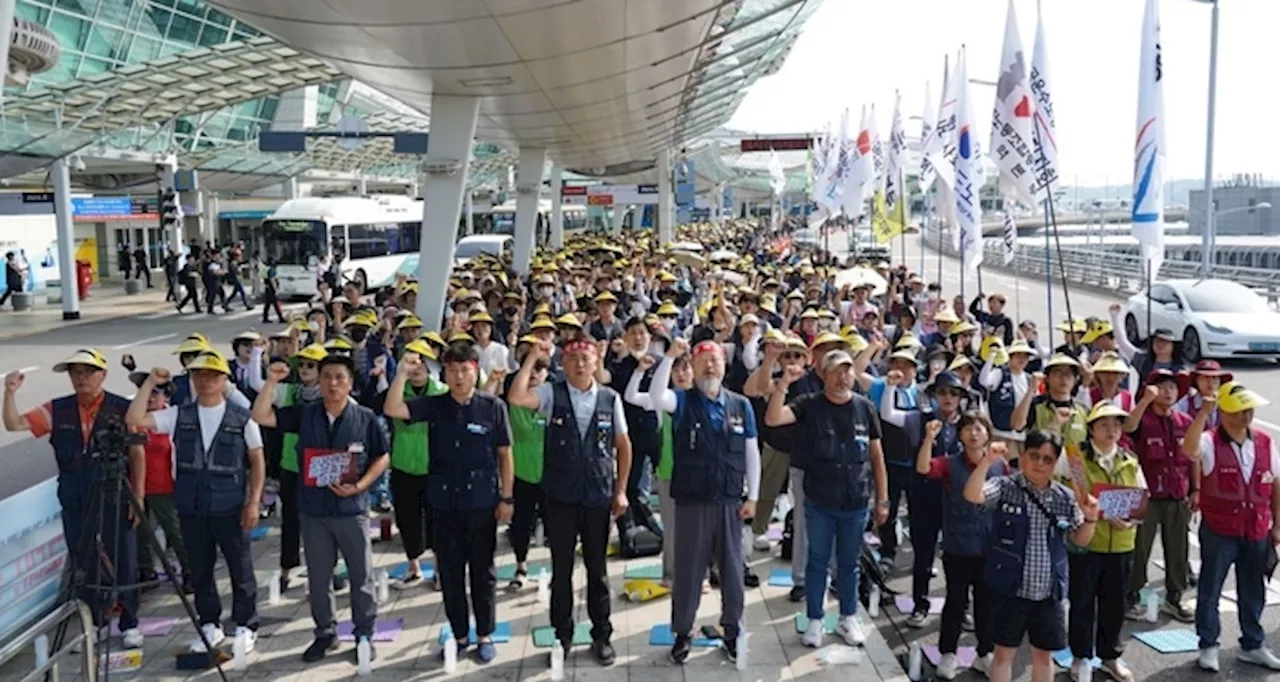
[1044,199,1054,349]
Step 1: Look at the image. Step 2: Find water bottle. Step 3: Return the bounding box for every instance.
[1144,589,1159,623]
[1079,661,1093,682]
[550,642,565,680]
[356,637,372,676]
[268,569,281,606]
[736,631,750,670]
[740,526,752,560]
[869,584,881,617]
[537,568,550,607]
[443,634,458,673]
[818,647,862,665]
[233,630,247,671]
[376,569,390,604]
[533,521,545,548]
[907,641,922,681]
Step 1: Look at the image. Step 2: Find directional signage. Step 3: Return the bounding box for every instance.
[563,184,660,206]
[71,197,158,222]
[739,137,813,152]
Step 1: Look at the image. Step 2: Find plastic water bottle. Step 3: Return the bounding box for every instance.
[549,642,565,680]
[1063,599,1070,632]
[869,585,881,617]
[376,569,389,604]
[740,526,752,560]
[268,569,281,606]
[443,634,458,673]
[356,637,372,676]
[735,631,750,670]
[907,641,922,681]
[1079,661,1093,682]
[895,519,905,546]
[1144,589,1159,623]
[233,630,247,671]
[533,521,545,548]
[537,568,550,607]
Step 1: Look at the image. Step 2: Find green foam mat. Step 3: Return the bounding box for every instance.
[624,563,663,579]
[793,612,839,634]
[532,623,592,648]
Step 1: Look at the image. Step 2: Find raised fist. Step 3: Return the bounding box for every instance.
[610,338,626,356]
[989,441,1009,461]
[121,354,137,372]
[639,354,657,371]
[925,420,944,438]
[668,338,689,359]
[3,371,23,393]
[1144,384,1160,402]
[398,353,423,374]
[886,369,904,386]
[267,362,291,383]
[149,367,171,384]
[782,364,806,385]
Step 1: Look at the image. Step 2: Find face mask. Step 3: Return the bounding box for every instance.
[503,307,518,316]
[349,327,368,343]
[539,286,554,298]
[661,318,677,332]
[930,359,946,374]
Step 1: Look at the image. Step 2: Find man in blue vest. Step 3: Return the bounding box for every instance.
[252,353,390,665]
[126,351,265,654]
[650,338,761,665]
[382,343,514,665]
[508,338,632,665]
[3,349,145,650]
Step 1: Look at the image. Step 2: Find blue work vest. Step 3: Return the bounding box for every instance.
[989,368,1017,432]
[294,402,378,517]
[171,403,250,517]
[798,397,872,512]
[670,390,749,504]
[170,374,192,406]
[541,382,617,508]
[49,392,131,512]
[784,371,825,470]
[425,394,503,512]
[984,479,1071,601]
[942,454,1005,557]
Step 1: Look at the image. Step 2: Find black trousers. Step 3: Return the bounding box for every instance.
[165,272,177,301]
[909,476,944,613]
[546,500,612,644]
[390,469,432,560]
[64,499,139,630]
[508,478,544,564]
[261,290,285,323]
[878,464,913,560]
[204,278,228,312]
[278,471,302,571]
[617,444,662,539]
[1068,551,1132,662]
[940,553,993,655]
[180,513,259,630]
[434,507,497,641]
[176,279,201,312]
[133,264,152,287]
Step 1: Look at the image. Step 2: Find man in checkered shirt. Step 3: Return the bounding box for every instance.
[963,430,1099,682]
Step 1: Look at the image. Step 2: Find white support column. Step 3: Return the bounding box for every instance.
[416,95,480,330]
[356,173,368,196]
[283,176,299,200]
[51,157,79,320]
[657,149,674,244]
[512,146,547,275]
[158,159,186,262]
[713,182,725,228]
[464,192,474,236]
[549,165,564,249]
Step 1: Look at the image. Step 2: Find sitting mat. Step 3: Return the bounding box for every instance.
[768,569,794,588]
[622,579,671,602]
[648,623,719,647]
[337,618,404,642]
[249,527,269,541]
[387,562,435,581]
[1052,649,1101,669]
[624,563,663,579]
[793,612,839,635]
[438,621,511,645]
[1133,629,1199,654]
[532,623,592,648]
[496,563,547,581]
[895,595,944,615]
[110,617,177,638]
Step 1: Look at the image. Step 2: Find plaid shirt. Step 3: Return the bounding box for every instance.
[981,472,1084,601]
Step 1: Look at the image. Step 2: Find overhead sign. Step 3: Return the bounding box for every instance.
[563,184,660,206]
[71,197,157,222]
[675,159,696,223]
[587,194,612,206]
[740,137,813,152]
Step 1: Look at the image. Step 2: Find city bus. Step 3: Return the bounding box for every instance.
[486,200,587,240]
[260,196,423,298]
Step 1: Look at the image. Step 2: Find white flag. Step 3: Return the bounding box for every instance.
[1133,0,1165,276]
[991,0,1038,206]
[1002,204,1017,265]
[954,47,983,273]
[843,105,872,217]
[810,122,832,207]
[768,150,787,196]
[821,109,851,213]
[918,82,934,180]
[925,57,960,193]
[886,91,906,212]
[868,104,886,193]
[1030,3,1061,199]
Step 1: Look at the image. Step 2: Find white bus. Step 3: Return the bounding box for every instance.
[261,196,423,298]
[487,200,587,240]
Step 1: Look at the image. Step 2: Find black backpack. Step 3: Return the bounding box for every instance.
[619,526,662,559]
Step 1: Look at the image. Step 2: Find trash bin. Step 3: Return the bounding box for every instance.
[124,279,142,295]
[11,291,33,311]
[75,260,92,300]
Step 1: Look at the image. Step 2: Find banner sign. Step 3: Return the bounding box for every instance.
[0,478,66,645]
[740,138,813,152]
[563,184,660,206]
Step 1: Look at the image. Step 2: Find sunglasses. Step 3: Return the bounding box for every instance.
[1024,451,1058,467]
[298,361,318,370]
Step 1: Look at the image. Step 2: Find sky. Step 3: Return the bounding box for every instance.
[725,0,1278,188]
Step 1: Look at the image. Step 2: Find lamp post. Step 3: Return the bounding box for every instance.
[1197,0,1221,277]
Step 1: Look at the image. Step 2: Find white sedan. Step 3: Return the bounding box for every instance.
[1123,279,1280,362]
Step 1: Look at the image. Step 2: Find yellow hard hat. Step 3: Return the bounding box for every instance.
[1086,402,1129,424]
[949,321,978,336]
[1081,319,1116,345]
[469,310,495,324]
[1217,382,1270,414]
[517,334,540,347]
[185,350,232,376]
[1057,318,1088,334]
[346,312,377,328]
[397,315,423,331]
[184,333,210,345]
[594,290,618,303]
[324,337,354,352]
[295,344,328,362]
[448,331,476,344]
[656,302,680,316]
[52,348,109,373]
[172,337,211,355]
[404,339,437,360]
[421,331,447,348]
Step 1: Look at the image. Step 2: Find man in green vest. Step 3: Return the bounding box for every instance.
[503,335,549,589]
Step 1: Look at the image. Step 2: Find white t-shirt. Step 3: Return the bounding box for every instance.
[1199,432,1280,482]
[476,341,511,375]
[152,402,264,452]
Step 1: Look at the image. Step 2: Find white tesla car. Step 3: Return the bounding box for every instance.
[1123,279,1280,362]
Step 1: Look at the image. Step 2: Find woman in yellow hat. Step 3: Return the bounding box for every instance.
[980,339,1037,462]
[1079,352,1136,415]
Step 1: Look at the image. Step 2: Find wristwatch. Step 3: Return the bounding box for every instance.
[876,499,890,509]
[500,496,515,505]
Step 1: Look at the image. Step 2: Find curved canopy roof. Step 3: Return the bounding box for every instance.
[205,0,822,170]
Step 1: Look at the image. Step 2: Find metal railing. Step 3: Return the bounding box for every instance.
[924,228,1280,307]
[0,600,99,682]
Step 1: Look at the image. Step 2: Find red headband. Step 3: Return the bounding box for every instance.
[692,341,724,359]
[563,340,597,356]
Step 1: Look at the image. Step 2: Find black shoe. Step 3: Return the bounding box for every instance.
[279,574,291,593]
[137,569,157,586]
[744,570,760,588]
[180,573,194,595]
[709,569,721,589]
[723,637,738,663]
[788,586,805,603]
[439,639,471,661]
[302,636,338,662]
[351,638,377,664]
[670,634,692,664]
[333,574,347,591]
[591,639,616,666]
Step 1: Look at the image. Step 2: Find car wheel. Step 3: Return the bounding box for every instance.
[1182,327,1202,363]
[1124,314,1142,346]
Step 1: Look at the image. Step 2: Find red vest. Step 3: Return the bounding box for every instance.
[1133,409,1193,499]
[1089,387,1133,411]
[1201,429,1274,542]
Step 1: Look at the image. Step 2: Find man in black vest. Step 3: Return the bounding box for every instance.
[127,351,265,654]
[508,338,632,665]
[650,338,761,665]
[253,353,390,665]
[604,316,663,546]
[383,343,514,665]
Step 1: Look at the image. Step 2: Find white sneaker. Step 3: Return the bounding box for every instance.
[188,623,226,653]
[972,653,993,677]
[1070,658,1090,682]
[836,615,865,646]
[801,619,823,648]
[936,652,959,680]
[120,628,144,649]
[1102,658,1134,682]
[753,534,772,551]
[1198,645,1220,672]
[234,626,256,654]
[1237,646,1280,671]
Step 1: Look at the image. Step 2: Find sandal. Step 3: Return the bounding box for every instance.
[507,570,528,591]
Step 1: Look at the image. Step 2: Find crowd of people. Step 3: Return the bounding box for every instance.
[2,217,1277,681]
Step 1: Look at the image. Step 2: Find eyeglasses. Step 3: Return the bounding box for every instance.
[298,361,318,370]
[1024,452,1058,467]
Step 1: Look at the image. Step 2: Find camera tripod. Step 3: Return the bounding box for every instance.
[47,419,228,682]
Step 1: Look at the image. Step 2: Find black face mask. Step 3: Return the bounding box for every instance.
[349,327,368,343]
[503,307,518,317]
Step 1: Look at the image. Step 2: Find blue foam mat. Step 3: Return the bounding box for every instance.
[648,624,719,647]
[388,562,435,581]
[1132,629,1199,654]
[768,569,794,587]
[1052,649,1102,669]
[249,527,269,541]
[438,621,511,645]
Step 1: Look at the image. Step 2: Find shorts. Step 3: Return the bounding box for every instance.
[988,591,1066,652]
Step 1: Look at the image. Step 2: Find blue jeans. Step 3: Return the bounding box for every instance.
[804,500,869,620]
[1195,525,1270,651]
